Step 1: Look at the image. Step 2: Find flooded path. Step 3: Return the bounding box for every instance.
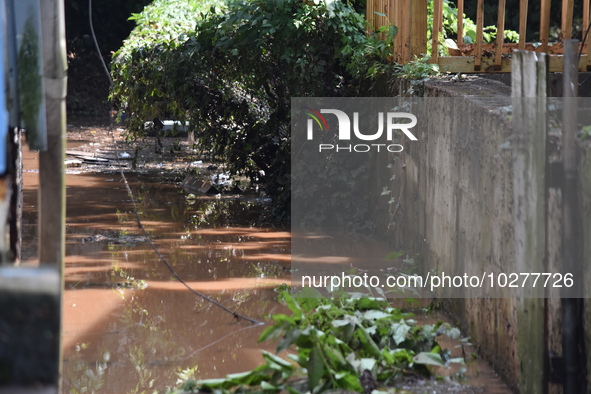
[22,137,291,392]
[20,128,512,393]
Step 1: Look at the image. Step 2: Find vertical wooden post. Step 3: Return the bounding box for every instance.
[378,0,389,31]
[430,0,442,64]
[457,0,464,46]
[398,0,411,62]
[561,0,574,41]
[475,0,484,70]
[519,0,528,50]
[388,0,404,63]
[511,50,547,394]
[584,0,590,41]
[581,0,591,71]
[392,0,402,60]
[540,0,551,52]
[366,0,375,32]
[39,0,66,391]
[410,0,427,60]
[39,0,66,267]
[494,0,507,69]
[585,0,591,70]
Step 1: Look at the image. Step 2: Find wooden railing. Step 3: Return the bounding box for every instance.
[367,0,591,72]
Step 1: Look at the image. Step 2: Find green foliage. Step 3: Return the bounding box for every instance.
[112,0,524,222]
[111,0,380,218]
[176,286,464,393]
[428,0,519,56]
[349,12,400,79]
[397,55,440,80]
[123,0,222,49]
[580,125,591,140]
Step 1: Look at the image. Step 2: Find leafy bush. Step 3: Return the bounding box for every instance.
[111,0,385,218]
[175,286,464,393]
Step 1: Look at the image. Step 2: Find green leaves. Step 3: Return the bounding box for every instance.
[355,326,382,358]
[308,346,325,390]
[413,351,446,366]
[391,320,412,345]
[197,351,296,392]
[181,288,465,392]
[428,0,519,58]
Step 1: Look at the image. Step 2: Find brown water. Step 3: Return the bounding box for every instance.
[23,148,291,393]
[21,141,512,393]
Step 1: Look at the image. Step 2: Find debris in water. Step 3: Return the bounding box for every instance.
[65,159,82,167]
[211,172,232,186]
[181,175,221,194]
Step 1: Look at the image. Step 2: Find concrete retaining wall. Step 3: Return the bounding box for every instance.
[385,77,591,391]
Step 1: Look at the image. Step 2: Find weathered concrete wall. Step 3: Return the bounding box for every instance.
[387,78,523,389]
[384,77,591,391]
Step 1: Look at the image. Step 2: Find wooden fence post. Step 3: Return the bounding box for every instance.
[561,0,574,40]
[39,0,66,391]
[410,0,427,60]
[518,0,528,50]
[38,0,66,268]
[511,50,547,393]
[430,0,442,64]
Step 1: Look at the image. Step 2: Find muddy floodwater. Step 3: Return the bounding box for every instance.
[23,141,291,393]
[20,129,511,393]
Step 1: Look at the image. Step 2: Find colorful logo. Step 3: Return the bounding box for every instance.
[305,108,417,143]
[304,108,329,132]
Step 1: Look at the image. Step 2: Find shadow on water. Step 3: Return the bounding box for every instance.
[22,151,291,392]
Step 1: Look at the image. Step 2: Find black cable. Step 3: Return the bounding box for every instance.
[119,172,263,325]
[87,0,263,325]
[88,0,112,86]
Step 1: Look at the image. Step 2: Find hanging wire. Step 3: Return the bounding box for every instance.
[87,0,263,325]
[88,0,112,86]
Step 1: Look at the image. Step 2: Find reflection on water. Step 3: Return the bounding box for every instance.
[63,286,282,393]
[22,156,291,392]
